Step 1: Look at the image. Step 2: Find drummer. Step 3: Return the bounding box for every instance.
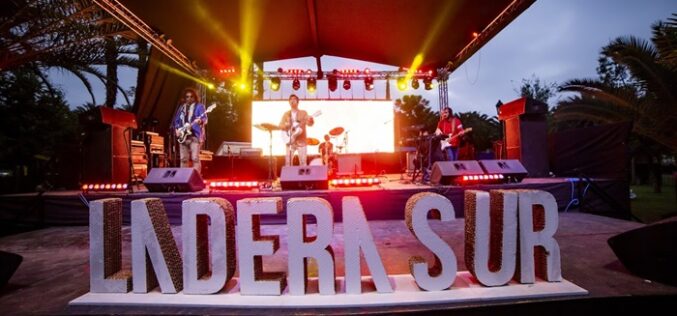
[318,134,334,165]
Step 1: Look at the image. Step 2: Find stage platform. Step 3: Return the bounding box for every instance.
[0,175,629,226]
[0,213,675,314]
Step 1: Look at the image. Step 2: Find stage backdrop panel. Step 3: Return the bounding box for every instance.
[251,100,394,156]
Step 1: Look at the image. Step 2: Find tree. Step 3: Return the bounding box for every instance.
[1,0,144,107]
[456,111,500,152]
[515,74,558,104]
[0,66,78,192]
[553,14,677,192]
[394,95,438,134]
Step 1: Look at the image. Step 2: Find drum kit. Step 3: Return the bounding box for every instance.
[254,122,348,176]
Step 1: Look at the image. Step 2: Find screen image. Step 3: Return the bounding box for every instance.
[251,100,394,156]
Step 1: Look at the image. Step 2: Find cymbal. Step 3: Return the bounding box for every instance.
[306,137,320,146]
[254,123,281,131]
[328,127,344,136]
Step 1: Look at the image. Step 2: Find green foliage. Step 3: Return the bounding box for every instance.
[1,0,145,107]
[554,14,677,153]
[394,95,438,133]
[456,111,500,152]
[205,84,249,151]
[0,67,78,169]
[515,74,557,104]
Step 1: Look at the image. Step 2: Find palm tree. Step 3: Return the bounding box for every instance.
[1,0,145,106]
[553,14,677,191]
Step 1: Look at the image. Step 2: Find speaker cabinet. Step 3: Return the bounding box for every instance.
[280,165,328,190]
[479,159,528,182]
[143,168,205,192]
[498,98,549,177]
[608,220,677,286]
[430,161,484,185]
[0,251,22,288]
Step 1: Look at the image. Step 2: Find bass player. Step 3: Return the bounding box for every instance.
[279,94,314,166]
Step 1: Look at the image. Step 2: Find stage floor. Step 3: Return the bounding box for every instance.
[0,213,675,314]
[0,175,630,225]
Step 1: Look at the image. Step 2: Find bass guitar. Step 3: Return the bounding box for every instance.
[439,127,472,150]
[176,103,217,144]
[281,110,322,145]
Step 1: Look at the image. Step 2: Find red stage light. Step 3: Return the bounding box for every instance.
[343,80,351,90]
[292,78,300,90]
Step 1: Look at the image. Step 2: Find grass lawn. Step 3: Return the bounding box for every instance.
[631,174,677,224]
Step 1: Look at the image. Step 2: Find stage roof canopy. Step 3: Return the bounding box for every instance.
[118,0,534,73]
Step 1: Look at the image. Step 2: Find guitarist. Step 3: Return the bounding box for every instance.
[172,88,207,174]
[435,107,465,161]
[279,94,314,166]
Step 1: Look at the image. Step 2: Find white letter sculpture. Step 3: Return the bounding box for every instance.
[342,197,393,294]
[517,190,562,283]
[405,192,457,291]
[237,197,286,295]
[131,198,183,293]
[465,190,518,286]
[287,197,336,295]
[89,198,131,293]
[182,198,236,294]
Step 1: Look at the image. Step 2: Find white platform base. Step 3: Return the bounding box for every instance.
[70,272,587,308]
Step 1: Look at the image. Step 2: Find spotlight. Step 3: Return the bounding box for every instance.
[411,78,419,89]
[423,76,434,90]
[364,77,374,91]
[328,75,338,92]
[270,77,280,91]
[397,77,407,91]
[307,77,317,93]
[292,78,300,90]
[343,79,351,90]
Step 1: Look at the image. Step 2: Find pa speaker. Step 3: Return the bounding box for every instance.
[608,219,677,286]
[430,160,484,185]
[280,165,328,190]
[479,159,528,182]
[144,168,205,192]
[0,251,22,288]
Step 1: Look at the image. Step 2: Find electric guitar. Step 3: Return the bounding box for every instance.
[281,110,322,145]
[176,103,217,144]
[439,127,472,150]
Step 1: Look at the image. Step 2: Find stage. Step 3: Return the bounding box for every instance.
[0,175,629,226]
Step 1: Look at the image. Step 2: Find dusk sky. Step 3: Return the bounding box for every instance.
[54,0,675,116]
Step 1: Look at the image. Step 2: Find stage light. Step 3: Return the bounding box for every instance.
[364,77,374,91]
[397,77,407,91]
[238,81,247,91]
[270,77,280,91]
[207,83,215,90]
[343,79,351,90]
[307,77,317,93]
[472,31,480,38]
[423,76,434,90]
[328,75,338,92]
[411,78,419,89]
[292,78,301,90]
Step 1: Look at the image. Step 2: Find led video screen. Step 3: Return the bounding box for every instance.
[251,100,394,156]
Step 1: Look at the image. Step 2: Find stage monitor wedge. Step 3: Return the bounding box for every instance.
[479,159,528,182]
[280,165,328,190]
[430,161,484,185]
[144,168,205,192]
